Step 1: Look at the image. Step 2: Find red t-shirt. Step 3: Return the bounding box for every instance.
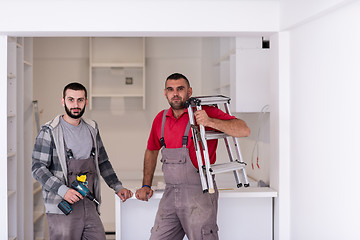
[147,106,236,168]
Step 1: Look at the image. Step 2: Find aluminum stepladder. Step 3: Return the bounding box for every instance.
[185,95,249,194]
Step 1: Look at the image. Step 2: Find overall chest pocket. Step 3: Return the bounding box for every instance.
[161,148,187,185]
[161,158,186,164]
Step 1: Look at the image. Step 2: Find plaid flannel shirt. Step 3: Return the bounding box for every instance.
[32,115,123,214]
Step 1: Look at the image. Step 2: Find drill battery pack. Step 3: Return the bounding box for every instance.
[58,200,72,215]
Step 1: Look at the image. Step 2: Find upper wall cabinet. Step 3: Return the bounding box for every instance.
[89,37,145,109]
[217,37,270,113]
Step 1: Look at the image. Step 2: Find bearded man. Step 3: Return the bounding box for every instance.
[32,82,133,240]
[135,73,250,240]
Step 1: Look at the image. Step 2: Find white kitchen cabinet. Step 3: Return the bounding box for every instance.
[115,187,277,240]
[7,37,18,240]
[6,37,38,240]
[217,37,270,113]
[89,37,146,109]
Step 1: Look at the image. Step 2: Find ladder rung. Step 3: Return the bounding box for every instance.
[195,95,230,105]
[185,95,231,108]
[205,131,228,140]
[210,161,246,175]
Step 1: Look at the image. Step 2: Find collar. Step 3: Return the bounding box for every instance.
[166,107,189,119]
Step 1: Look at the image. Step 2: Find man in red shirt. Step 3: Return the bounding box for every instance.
[136,73,250,240]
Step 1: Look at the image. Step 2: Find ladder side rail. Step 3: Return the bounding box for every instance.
[224,102,245,163]
[224,102,250,186]
[193,130,209,192]
[232,136,244,163]
[212,101,242,187]
[187,105,208,192]
[231,136,249,186]
[223,137,236,163]
[196,105,215,194]
[239,168,250,187]
[223,137,243,187]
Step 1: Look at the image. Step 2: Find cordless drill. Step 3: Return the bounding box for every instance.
[58,176,99,215]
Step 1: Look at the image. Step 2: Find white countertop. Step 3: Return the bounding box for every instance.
[121,173,277,200]
[146,187,277,199]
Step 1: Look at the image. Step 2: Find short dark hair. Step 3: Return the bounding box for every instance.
[63,82,87,99]
[166,73,190,88]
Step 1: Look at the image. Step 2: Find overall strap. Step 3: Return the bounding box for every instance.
[160,109,191,148]
[63,140,74,160]
[182,121,191,147]
[90,130,96,157]
[160,109,168,147]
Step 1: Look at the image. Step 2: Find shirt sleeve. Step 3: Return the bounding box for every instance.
[97,129,124,193]
[204,105,236,120]
[32,127,67,197]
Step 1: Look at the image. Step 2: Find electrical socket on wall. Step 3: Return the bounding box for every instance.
[125,77,133,85]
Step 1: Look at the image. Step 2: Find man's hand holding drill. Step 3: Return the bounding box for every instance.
[64,188,84,204]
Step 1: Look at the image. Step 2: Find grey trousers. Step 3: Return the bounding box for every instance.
[150,184,219,240]
[150,146,219,240]
[46,198,106,240]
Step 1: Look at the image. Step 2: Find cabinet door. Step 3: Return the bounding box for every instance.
[4,37,37,240]
[7,37,18,240]
[216,37,270,113]
[231,48,270,113]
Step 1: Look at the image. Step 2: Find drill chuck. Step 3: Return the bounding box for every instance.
[85,190,100,204]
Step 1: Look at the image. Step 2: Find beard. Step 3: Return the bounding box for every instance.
[169,101,185,110]
[168,95,188,110]
[64,103,86,119]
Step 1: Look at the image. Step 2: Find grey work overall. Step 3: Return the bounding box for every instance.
[46,148,106,240]
[150,110,219,240]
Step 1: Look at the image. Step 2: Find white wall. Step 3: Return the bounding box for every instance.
[0,36,9,240]
[280,0,353,29]
[270,31,291,240]
[0,0,279,35]
[201,37,220,96]
[33,38,90,124]
[145,37,203,123]
[284,1,360,239]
